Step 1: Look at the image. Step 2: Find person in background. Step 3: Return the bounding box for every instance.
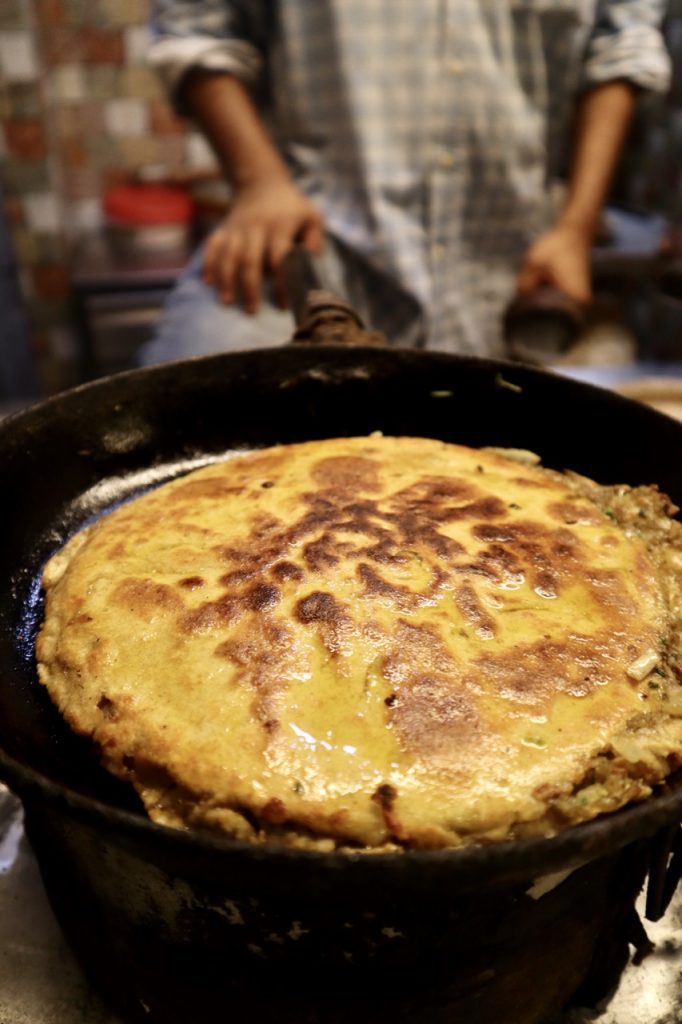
[139,1,671,364]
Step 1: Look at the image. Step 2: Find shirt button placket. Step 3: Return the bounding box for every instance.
[426,0,462,326]
[437,149,456,169]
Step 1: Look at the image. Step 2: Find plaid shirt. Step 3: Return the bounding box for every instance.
[149,1,670,355]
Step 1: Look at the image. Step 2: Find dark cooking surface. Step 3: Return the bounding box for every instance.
[3,348,682,1024]
[1,787,681,1024]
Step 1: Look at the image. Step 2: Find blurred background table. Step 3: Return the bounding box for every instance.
[68,233,192,382]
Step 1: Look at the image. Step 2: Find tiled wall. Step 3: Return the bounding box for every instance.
[0,0,215,391]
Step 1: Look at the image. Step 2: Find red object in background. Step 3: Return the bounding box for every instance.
[103,184,194,226]
[103,183,195,257]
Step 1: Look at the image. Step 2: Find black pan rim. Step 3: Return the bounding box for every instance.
[0,343,671,423]
[3,740,682,882]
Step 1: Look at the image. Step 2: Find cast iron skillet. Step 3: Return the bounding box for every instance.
[1,340,682,1024]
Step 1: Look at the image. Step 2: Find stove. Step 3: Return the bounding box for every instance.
[1,784,680,1024]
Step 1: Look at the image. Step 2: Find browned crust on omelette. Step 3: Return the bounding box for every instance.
[36,437,682,850]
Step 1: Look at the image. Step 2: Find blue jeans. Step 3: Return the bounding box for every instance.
[138,247,296,366]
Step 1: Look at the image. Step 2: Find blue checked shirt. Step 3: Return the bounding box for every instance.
[148,1,670,355]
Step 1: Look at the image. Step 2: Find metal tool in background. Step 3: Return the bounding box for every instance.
[504,285,586,365]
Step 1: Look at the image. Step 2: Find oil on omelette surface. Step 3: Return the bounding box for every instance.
[36,436,682,849]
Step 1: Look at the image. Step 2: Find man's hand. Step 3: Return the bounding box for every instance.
[516,223,592,306]
[203,179,324,314]
[178,72,325,314]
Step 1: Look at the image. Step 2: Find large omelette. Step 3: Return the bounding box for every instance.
[36,436,682,850]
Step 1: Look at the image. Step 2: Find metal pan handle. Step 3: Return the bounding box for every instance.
[282,246,387,347]
[645,821,682,922]
[504,284,586,365]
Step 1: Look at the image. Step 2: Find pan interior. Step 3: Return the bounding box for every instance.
[22,435,682,854]
[1,347,682,851]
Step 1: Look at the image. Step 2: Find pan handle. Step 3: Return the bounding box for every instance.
[645,821,682,922]
[282,246,387,347]
[290,289,388,347]
[503,285,586,365]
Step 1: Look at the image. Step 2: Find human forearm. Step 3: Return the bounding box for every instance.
[180,71,290,188]
[517,80,637,303]
[179,70,323,312]
[557,80,637,238]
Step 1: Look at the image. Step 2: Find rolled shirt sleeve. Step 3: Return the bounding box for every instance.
[147,0,265,103]
[581,0,672,93]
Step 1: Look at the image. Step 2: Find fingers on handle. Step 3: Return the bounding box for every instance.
[202,229,225,288]
[268,231,296,309]
[237,227,267,314]
[203,209,325,313]
[300,216,324,254]
[568,267,592,306]
[204,225,246,306]
[516,261,547,296]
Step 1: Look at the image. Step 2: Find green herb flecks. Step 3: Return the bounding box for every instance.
[495,373,523,394]
[522,735,547,749]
